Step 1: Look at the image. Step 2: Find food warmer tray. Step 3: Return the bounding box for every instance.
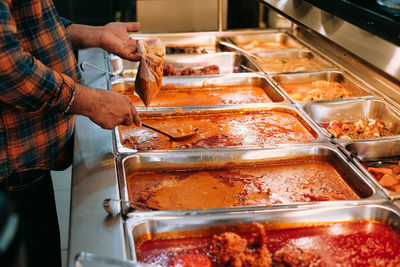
[340,138,400,200]
[110,52,260,78]
[269,70,375,104]
[113,104,325,156]
[117,143,386,217]
[110,73,291,107]
[125,202,400,262]
[301,98,400,142]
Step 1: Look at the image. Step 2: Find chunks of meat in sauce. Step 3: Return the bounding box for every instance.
[163,64,220,76]
[326,118,393,140]
[273,245,321,267]
[210,222,272,267]
[368,161,400,193]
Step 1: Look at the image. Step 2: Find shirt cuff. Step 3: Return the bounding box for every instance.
[60,17,73,28]
[57,73,76,113]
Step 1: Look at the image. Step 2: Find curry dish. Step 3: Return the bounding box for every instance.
[279,80,359,102]
[256,57,327,73]
[120,109,315,150]
[113,83,274,107]
[136,220,400,267]
[325,119,395,140]
[127,158,358,210]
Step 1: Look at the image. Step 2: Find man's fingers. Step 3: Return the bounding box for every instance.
[121,113,134,126]
[124,22,141,32]
[131,104,142,127]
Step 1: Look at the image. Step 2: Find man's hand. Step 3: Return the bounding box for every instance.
[66,22,141,61]
[69,84,141,130]
[99,22,141,61]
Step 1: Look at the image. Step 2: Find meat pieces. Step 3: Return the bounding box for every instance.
[163,64,220,76]
[368,161,400,192]
[302,80,355,102]
[326,119,394,140]
[273,245,321,267]
[210,222,272,267]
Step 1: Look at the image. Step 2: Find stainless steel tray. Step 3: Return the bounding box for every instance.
[111,52,260,78]
[221,31,303,52]
[111,73,290,107]
[129,32,219,54]
[252,49,335,74]
[117,143,384,217]
[302,99,400,142]
[341,138,400,199]
[125,202,400,262]
[269,70,374,103]
[114,104,324,155]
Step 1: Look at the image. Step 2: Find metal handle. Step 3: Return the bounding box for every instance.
[80,62,123,78]
[103,198,158,216]
[75,251,157,267]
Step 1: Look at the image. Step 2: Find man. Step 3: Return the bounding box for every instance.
[0,0,141,266]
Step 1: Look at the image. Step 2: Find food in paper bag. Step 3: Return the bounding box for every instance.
[135,38,166,107]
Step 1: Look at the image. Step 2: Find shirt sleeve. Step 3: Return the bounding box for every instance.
[0,1,76,113]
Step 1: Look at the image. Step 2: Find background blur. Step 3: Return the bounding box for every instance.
[52,0,290,32]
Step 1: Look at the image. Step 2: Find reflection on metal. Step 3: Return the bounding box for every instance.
[218,0,223,31]
[260,0,400,81]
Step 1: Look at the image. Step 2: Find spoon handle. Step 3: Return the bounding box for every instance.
[141,122,174,139]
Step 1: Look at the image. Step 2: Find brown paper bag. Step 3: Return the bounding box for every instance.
[135,38,165,107]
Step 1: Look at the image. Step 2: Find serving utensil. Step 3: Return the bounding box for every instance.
[142,122,198,142]
[80,61,123,78]
[103,198,159,216]
[75,251,157,267]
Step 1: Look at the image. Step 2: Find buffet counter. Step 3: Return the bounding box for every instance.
[69,1,400,266]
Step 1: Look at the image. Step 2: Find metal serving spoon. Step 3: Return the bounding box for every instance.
[142,122,199,142]
[103,198,159,216]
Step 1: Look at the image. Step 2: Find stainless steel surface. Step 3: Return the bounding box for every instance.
[114,105,323,155]
[129,32,219,54]
[111,73,290,106]
[69,48,127,266]
[125,202,400,261]
[260,0,400,81]
[75,252,157,267]
[223,31,302,51]
[302,99,400,141]
[253,49,335,74]
[118,143,383,216]
[270,70,374,103]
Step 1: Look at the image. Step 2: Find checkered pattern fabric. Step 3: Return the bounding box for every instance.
[0,0,81,179]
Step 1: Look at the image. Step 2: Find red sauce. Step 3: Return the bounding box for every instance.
[136,221,400,267]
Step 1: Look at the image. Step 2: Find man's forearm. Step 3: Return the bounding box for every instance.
[65,24,104,50]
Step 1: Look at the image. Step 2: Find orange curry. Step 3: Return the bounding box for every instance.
[120,109,315,150]
[113,83,273,107]
[127,158,359,210]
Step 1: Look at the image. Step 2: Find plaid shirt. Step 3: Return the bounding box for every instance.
[0,0,81,179]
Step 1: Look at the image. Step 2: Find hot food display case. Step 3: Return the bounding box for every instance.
[69,1,400,266]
